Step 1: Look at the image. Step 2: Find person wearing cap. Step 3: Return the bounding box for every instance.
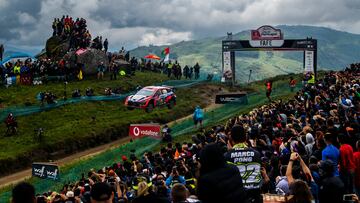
[224,125,263,202]
[132,181,161,203]
[65,191,75,203]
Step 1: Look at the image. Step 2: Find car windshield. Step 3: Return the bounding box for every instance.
[136,89,154,96]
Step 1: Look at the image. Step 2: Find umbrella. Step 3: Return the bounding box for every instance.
[144,54,161,60]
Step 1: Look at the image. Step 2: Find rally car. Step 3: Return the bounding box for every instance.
[125,86,176,113]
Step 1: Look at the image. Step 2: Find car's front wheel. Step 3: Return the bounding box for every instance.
[167,99,175,109]
[146,103,154,113]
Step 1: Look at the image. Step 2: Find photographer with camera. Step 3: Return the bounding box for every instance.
[166,166,186,188]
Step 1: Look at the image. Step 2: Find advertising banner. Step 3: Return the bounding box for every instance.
[304,50,314,73]
[32,162,60,180]
[251,25,283,40]
[215,93,248,104]
[129,124,161,140]
[222,51,232,82]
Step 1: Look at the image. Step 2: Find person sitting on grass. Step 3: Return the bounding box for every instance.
[72,89,81,98]
[86,88,94,97]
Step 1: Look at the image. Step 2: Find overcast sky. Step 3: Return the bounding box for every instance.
[1,0,360,53]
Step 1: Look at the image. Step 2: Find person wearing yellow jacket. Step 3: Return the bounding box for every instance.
[308,73,315,84]
[13,63,21,75]
[167,61,173,78]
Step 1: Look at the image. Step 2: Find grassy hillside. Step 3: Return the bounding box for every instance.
[0,72,307,203]
[0,73,215,175]
[130,25,360,81]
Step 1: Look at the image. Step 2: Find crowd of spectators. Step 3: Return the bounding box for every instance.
[125,59,201,80]
[52,15,107,52]
[0,58,85,85]
[52,15,109,53]
[53,16,91,50]
[10,63,360,203]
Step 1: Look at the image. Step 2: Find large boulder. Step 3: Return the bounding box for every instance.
[45,36,70,59]
[64,48,109,75]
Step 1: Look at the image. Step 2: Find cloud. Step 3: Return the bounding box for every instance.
[139,28,192,46]
[18,12,37,25]
[0,0,360,53]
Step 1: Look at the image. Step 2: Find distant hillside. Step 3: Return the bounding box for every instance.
[130,25,360,81]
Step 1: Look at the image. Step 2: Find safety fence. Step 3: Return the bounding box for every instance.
[0,80,302,202]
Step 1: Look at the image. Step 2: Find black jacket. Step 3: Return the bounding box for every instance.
[197,164,247,203]
[319,176,345,203]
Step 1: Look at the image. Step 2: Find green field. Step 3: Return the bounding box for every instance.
[0,72,214,175]
[0,72,307,203]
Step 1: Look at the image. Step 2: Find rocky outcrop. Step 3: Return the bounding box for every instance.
[45,36,70,59]
[64,49,109,74]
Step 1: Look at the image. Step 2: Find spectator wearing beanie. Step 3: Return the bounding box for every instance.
[198,143,247,203]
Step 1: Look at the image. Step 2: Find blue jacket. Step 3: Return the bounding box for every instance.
[193,107,204,120]
[166,175,186,187]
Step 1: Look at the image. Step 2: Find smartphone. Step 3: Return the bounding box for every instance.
[343,194,353,201]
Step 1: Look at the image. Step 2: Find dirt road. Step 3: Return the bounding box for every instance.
[0,102,222,189]
[0,137,131,189]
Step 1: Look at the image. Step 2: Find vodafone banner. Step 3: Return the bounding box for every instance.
[129,124,161,140]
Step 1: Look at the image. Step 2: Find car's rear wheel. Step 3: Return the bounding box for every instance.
[167,99,175,109]
[146,103,154,113]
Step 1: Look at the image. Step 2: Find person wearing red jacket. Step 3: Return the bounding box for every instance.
[354,140,360,197]
[338,133,356,194]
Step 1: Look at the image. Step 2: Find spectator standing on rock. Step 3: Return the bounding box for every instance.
[103,38,108,53]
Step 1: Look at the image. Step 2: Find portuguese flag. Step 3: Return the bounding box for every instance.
[161,47,170,62]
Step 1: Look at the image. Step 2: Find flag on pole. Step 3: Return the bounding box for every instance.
[161,47,170,62]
